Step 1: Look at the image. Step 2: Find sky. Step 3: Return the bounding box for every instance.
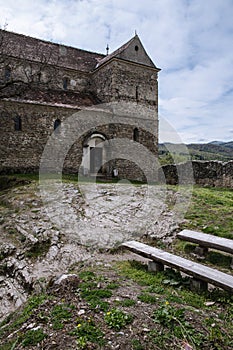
[0,0,233,144]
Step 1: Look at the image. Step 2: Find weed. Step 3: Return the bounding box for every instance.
[104,308,133,330]
[149,328,171,348]
[116,260,164,286]
[11,295,48,330]
[115,299,137,307]
[77,271,113,311]
[84,288,112,300]
[152,301,204,348]
[153,301,185,327]
[24,240,51,259]
[21,328,47,347]
[51,303,73,330]
[106,282,119,289]
[131,338,144,349]
[146,285,165,294]
[138,292,158,304]
[178,242,232,269]
[79,270,96,281]
[162,268,190,288]
[70,318,104,349]
[88,299,110,312]
[8,228,18,235]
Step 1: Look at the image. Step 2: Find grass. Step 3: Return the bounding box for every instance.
[176,241,232,269]
[0,264,232,349]
[70,318,105,349]
[181,186,233,239]
[116,260,233,349]
[1,177,233,349]
[24,240,51,259]
[51,303,74,330]
[5,294,48,330]
[104,308,133,330]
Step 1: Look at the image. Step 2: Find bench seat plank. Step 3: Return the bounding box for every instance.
[177,229,233,255]
[122,240,233,292]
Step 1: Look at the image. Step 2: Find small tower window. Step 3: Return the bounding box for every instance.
[14,116,22,131]
[63,77,69,90]
[135,45,139,51]
[5,67,11,81]
[37,72,42,82]
[54,118,61,133]
[136,86,139,102]
[133,128,139,142]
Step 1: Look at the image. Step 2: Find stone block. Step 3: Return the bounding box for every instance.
[148,260,164,272]
[190,278,208,292]
[195,245,208,256]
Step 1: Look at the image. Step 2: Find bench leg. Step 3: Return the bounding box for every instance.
[148,260,164,272]
[190,278,208,292]
[195,245,208,256]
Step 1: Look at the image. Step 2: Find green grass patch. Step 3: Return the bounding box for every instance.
[138,292,158,304]
[0,294,49,347]
[181,186,233,238]
[24,240,51,259]
[51,303,74,330]
[21,328,47,347]
[11,294,48,329]
[115,299,137,307]
[77,270,113,312]
[70,318,105,349]
[116,260,164,286]
[104,308,133,330]
[176,241,232,269]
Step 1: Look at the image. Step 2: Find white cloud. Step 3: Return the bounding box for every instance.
[0,0,233,143]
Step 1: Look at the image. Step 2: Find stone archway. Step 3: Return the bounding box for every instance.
[81,133,107,176]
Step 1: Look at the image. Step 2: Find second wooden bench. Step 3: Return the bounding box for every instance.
[122,240,233,293]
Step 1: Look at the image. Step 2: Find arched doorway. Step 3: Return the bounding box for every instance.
[81,133,107,176]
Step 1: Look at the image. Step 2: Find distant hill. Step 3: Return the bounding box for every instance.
[208,141,233,147]
[159,141,233,165]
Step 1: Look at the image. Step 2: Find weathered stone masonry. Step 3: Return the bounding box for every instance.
[0,30,160,180]
[160,160,233,188]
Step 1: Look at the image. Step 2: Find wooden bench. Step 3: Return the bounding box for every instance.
[122,240,233,293]
[177,229,233,268]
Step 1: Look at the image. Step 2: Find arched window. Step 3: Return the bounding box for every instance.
[133,128,139,142]
[14,116,22,131]
[54,118,61,133]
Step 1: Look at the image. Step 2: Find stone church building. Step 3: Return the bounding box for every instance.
[0,29,160,180]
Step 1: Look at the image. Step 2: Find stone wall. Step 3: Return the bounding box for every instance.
[92,59,159,108]
[0,100,79,174]
[0,100,158,179]
[160,160,233,188]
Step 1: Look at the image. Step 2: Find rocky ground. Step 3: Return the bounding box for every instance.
[0,179,188,322]
[0,179,232,349]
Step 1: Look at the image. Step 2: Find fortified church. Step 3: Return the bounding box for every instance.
[0,29,160,180]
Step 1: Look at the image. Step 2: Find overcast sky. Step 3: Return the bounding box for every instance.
[1,0,233,143]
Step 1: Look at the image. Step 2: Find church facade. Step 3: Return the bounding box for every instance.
[0,30,160,180]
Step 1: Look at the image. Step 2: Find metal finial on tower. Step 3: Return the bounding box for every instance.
[106,44,109,55]
[135,30,137,36]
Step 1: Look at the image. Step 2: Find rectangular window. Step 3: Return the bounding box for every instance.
[5,67,11,81]
[14,116,22,131]
[63,77,68,90]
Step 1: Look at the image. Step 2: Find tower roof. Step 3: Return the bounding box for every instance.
[96,35,160,70]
